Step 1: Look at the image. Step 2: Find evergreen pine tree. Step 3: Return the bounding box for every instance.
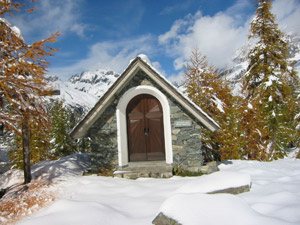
[242,0,299,159]
[48,99,78,157]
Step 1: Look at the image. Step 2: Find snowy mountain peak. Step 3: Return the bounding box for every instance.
[66,69,119,98]
[68,69,119,85]
[45,74,60,82]
[45,68,120,118]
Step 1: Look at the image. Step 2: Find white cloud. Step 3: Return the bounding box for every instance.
[158,0,300,72]
[159,13,196,47]
[167,72,185,85]
[225,0,253,22]
[159,8,250,70]
[151,61,167,77]
[70,23,89,38]
[49,35,157,80]
[272,0,300,35]
[8,0,87,41]
[49,0,300,81]
[160,0,193,15]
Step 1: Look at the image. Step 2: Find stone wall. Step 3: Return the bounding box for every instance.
[169,100,203,172]
[87,102,118,172]
[86,69,205,172]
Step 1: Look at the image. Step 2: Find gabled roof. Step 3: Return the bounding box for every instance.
[70,55,219,138]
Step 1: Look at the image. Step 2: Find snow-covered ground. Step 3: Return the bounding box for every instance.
[0,153,300,225]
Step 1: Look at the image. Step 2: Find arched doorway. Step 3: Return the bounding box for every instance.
[126,94,165,161]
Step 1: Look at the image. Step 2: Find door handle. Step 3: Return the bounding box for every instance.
[144,128,149,135]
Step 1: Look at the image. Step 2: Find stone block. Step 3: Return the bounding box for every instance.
[208,185,251,195]
[113,173,123,178]
[139,173,150,178]
[123,173,138,179]
[186,167,200,173]
[152,212,181,225]
[150,172,160,178]
[172,129,181,135]
[200,161,219,174]
[187,160,202,168]
[207,161,217,167]
[160,172,173,178]
[170,106,180,114]
[172,145,183,151]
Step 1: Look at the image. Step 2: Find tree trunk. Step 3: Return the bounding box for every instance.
[22,113,31,184]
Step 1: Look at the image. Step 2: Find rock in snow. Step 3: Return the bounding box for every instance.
[156,193,289,225]
[173,171,251,194]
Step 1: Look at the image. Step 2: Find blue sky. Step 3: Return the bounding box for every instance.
[7,0,300,81]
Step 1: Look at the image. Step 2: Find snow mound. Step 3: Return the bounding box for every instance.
[11,159,300,225]
[174,171,251,194]
[18,199,133,225]
[0,169,23,190]
[0,154,91,190]
[31,154,91,183]
[159,193,290,225]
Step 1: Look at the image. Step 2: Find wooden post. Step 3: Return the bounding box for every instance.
[22,112,32,184]
[21,88,60,184]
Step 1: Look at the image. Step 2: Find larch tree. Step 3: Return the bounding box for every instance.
[242,0,299,159]
[8,117,54,169]
[0,0,59,183]
[184,48,244,161]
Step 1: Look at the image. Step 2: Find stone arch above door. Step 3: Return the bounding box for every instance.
[116,85,173,167]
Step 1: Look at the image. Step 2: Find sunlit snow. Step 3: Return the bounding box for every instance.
[1,153,299,225]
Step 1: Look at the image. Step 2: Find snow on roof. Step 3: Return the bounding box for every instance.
[137,54,152,65]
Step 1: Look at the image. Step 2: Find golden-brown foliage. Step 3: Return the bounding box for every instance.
[8,117,57,169]
[0,16,59,134]
[184,48,244,161]
[1,0,60,183]
[1,0,60,134]
[0,181,56,225]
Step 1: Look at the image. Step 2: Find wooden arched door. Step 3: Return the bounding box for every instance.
[126,94,165,161]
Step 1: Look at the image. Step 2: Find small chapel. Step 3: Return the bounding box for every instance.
[70,54,219,178]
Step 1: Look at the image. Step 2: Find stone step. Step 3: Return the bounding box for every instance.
[113,161,173,179]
